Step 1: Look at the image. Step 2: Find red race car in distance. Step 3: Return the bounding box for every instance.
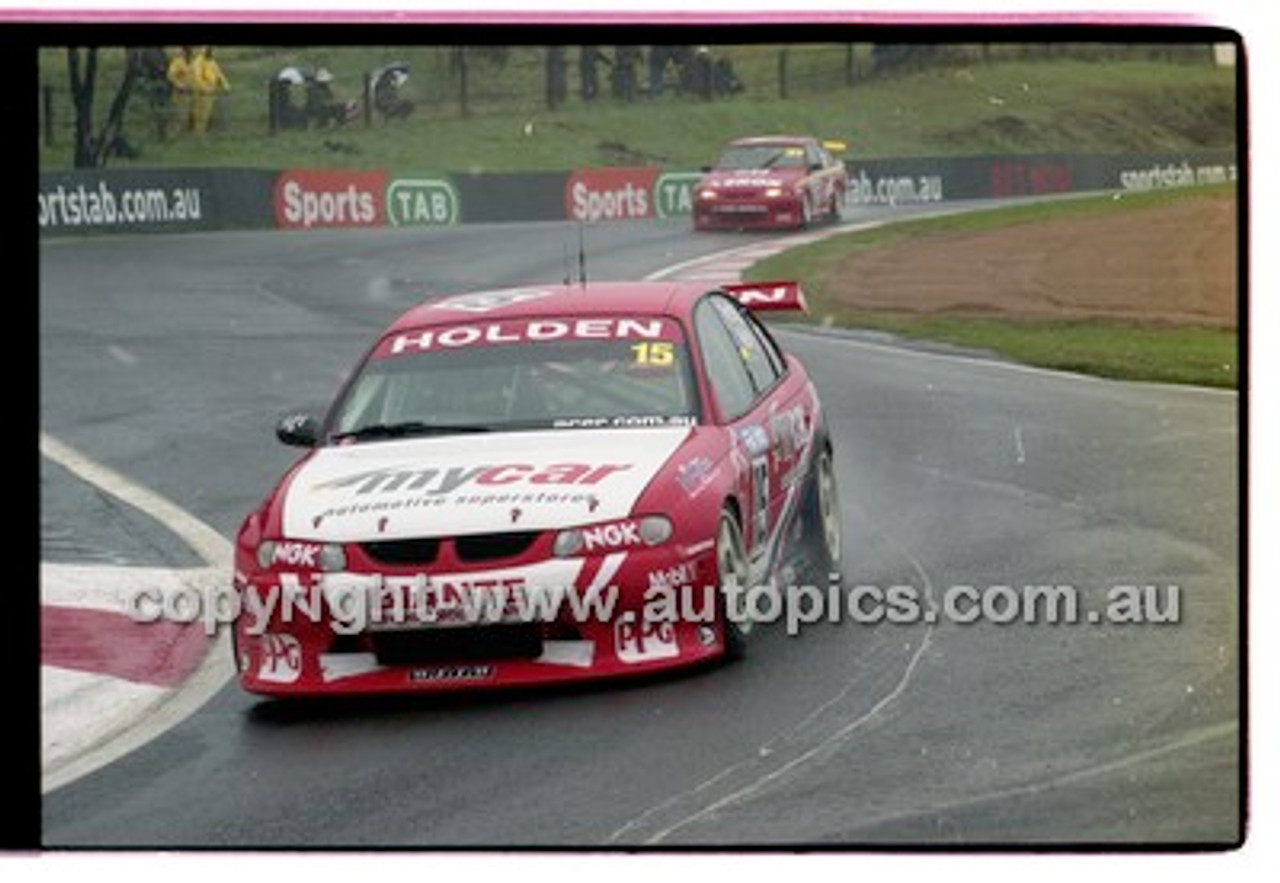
[232,279,843,696]
[692,135,849,231]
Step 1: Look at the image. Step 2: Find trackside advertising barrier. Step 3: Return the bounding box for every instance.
[38,168,278,235]
[839,151,1238,206]
[38,150,1236,238]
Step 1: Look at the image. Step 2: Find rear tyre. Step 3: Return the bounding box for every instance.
[816,446,843,578]
[717,509,751,660]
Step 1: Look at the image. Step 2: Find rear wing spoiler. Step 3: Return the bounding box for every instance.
[720,281,809,314]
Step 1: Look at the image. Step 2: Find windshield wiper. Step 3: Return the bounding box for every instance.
[331,421,492,442]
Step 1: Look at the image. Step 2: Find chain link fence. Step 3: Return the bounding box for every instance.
[38,43,1227,160]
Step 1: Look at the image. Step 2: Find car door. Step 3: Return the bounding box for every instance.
[725,301,815,560]
[693,295,809,569]
[803,142,830,213]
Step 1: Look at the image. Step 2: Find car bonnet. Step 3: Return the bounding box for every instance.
[279,425,693,542]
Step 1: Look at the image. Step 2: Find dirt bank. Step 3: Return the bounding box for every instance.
[819,193,1237,328]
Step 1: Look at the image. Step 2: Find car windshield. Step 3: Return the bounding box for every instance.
[714,144,807,170]
[328,315,698,441]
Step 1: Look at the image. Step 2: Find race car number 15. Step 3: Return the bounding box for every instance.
[632,341,674,367]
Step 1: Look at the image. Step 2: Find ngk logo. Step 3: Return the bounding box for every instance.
[272,542,322,568]
[582,520,642,552]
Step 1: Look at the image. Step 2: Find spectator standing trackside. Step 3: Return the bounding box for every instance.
[167,46,195,132]
[546,47,568,108]
[191,46,230,135]
[686,46,713,98]
[611,46,638,101]
[579,45,607,101]
[647,46,668,97]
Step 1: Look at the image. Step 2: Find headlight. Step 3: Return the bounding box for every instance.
[637,515,673,545]
[697,189,718,200]
[552,530,585,558]
[764,186,785,198]
[553,515,673,557]
[318,544,347,572]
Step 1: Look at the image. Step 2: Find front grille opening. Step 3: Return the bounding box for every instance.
[454,531,540,563]
[328,633,365,654]
[543,622,583,641]
[361,537,441,566]
[370,624,543,666]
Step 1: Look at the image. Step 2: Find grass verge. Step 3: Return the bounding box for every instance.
[37,49,1236,173]
[746,187,1239,389]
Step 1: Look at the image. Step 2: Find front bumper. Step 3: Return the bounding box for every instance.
[231,542,723,696]
[692,195,804,230]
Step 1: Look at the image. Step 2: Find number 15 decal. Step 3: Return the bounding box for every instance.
[631,341,674,367]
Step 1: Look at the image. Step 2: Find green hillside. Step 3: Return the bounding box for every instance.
[37,43,1238,172]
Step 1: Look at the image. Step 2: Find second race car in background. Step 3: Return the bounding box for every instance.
[692,135,849,231]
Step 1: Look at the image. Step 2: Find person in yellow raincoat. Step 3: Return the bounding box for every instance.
[190,46,230,135]
[166,46,196,133]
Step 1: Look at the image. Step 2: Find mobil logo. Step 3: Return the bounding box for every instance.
[566,167,658,222]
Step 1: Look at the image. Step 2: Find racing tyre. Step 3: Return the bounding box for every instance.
[826,189,844,224]
[816,446,843,578]
[799,195,814,230]
[717,509,752,660]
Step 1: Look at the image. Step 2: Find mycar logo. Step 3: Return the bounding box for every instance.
[275,169,386,230]
[316,462,634,496]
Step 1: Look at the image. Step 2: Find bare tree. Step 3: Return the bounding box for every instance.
[66,47,97,167]
[66,47,143,168]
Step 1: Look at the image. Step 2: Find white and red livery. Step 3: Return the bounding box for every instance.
[692,135,848,231]
[232,279,842,695]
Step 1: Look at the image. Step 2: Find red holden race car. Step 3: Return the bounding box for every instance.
[692,135,849,231]
[232,280,843,695]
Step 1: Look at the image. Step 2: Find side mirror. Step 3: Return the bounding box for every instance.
[276,412,322,448]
